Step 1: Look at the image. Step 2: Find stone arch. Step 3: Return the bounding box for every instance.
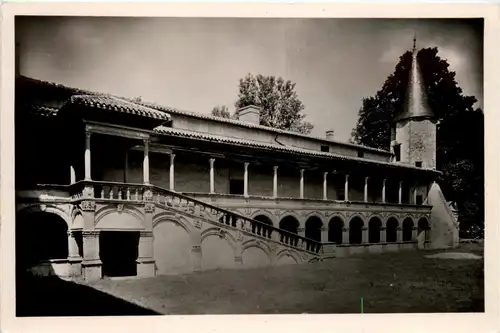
[153,213,193,235]
[305,216,323,242]
[276,248,302,265]
[72,213,84,229]
[328,215,344,244]
[278,211,302,225]
[252,214,274,238]
[241,240,272,268]
[17,204,72,229]
[386,217,399,242]
[402,217,414,241]
[368,216,382,243]
[418,217,431,241]
[279,215,300,234]
[94,206,145,230]
[153,216,193,275]
[251,210,276,226]
[304,211,325,224]
[16,210,69,276]
[201,227,238,271]
[349,216,364,244]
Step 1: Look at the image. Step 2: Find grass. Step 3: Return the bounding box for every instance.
[85,243,484,314]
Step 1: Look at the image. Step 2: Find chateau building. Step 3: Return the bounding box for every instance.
[15,43,459,281]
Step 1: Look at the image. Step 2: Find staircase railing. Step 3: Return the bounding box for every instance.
[70,180,323,255]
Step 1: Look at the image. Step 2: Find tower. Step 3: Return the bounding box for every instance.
[391,35,437,169]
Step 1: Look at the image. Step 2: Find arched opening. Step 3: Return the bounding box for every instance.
[368,217,382,243]
[253,215,273,238]
[16,211,69,276]
[279,216,299,234]
[328,216,344,244]
[279,216,300,247]
[418,218,430,242]
[403,218,414,241]
[305,216,323,242]
[349,216,364,244]
[386,217,398,243]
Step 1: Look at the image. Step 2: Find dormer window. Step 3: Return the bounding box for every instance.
[321,145,330,152]
[357,151,364,158]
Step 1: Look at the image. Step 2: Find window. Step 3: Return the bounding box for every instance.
[394,144,401,162]
[415,161,423,168]
[416,195,423,205]
[229,179,244,195]
[321,145,330,152]
[357,151,364,158]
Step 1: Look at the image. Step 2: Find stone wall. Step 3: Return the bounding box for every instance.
[395,119,437,169]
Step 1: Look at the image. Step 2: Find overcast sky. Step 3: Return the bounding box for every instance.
[16,17,483,142]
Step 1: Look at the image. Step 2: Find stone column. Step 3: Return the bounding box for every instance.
[81,199,101,281]
[380,226,387,242]
[344,174,349,201]
[67,230,82,278]
[244,162,249,197]
[273,166,278,198]
[124,150,129,183]
[342,227,349,244]
[137,231,155,277]
[321,226,328,243]
[299,169,305,199]
[323,172,328,200]
[364,177,369,203]
[143,139,150,185]
[84,131,92,180]
[412,226,418,241]
[169,153,175,191]
[397,226,402,242]
[209,158,215,194]
[398,181,403,204]
[362,226,369,243]
[138,200,155,277]
[70,166,76,185]
[382,179,386,203]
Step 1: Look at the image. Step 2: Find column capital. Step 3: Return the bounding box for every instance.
[300,169,305,175]
[209,157,215,164]
[324,171,329,176]
[273,165,279,172]
[345,174,350,180]
[382,178,387,184]
[85,131,92,139]
[170,153,176,159]
[244,162,250,168]
[399,180,403,186]
[143,137,150,144]
[365,176,369,182]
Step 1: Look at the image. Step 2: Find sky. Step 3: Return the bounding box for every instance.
[16,17,483,142]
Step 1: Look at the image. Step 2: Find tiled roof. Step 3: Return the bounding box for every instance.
[138,100,392,155]
[153,125,440,174]
[20,104,59,117]
[19,76,392,156]
[68,95,171,121]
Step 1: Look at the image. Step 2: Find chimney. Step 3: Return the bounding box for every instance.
[237,105,260,125]
[325,130,335,141]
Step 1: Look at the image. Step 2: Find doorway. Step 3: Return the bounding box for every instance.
[99,231,140,277]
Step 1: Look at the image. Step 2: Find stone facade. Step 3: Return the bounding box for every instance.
[395,118,437,169]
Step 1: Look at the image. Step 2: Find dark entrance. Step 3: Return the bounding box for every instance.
[99,231,140,277]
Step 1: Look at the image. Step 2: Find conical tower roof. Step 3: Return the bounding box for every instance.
[394,36,435,122]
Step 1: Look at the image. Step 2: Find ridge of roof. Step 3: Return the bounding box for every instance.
[19,75,392,155]
[153,125,440,174]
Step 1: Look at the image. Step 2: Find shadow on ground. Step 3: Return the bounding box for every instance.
[16,272,160,316]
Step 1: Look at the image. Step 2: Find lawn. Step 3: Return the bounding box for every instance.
[84,242,484,315]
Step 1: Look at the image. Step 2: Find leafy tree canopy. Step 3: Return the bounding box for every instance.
[211,105,231,119]
[235,74,313,135]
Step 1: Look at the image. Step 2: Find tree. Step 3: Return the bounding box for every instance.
[351,47,484,236]
[211,105,231,118]
[235,74,313,134]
